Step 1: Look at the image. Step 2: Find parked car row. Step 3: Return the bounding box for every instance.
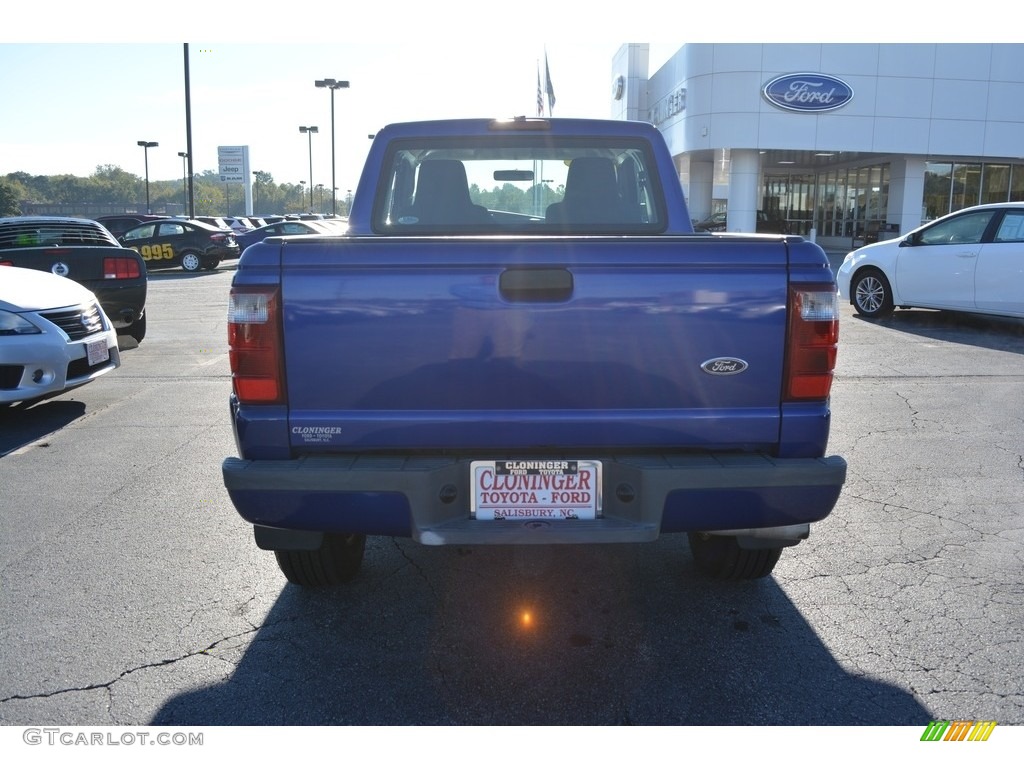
[96,213,346,238]
[233,217,347,250]
[0,209,350,407]
[7,201,1019,409]
[0,216,148,342]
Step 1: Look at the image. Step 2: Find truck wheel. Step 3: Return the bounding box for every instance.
[180,251,202,272]
[274,533,366,587]
[851,268,894,318]
[688,532,781,580]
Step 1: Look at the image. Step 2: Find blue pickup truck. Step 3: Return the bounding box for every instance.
[222,117,846,586]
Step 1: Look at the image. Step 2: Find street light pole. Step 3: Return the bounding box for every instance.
[137,140,158,213]
[314,78,349,217]
[177,152,188,214]
[252,171,262,213]
[298,126,318,210]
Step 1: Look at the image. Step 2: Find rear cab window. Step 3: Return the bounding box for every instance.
[372,134,668,235]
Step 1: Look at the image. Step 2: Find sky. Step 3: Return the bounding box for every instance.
[0,2,685,197]
[0,2,1003,202]
[0,40,651,195]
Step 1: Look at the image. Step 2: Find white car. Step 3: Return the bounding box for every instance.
[0,266,120,405]
[837,202,1024,319]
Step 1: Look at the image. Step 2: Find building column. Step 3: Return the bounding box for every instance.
[687,158,714,225]
[726,149,760,232]
[887,157,926,235]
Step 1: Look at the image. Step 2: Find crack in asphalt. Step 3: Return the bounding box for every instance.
[390,538,443,606]
[0,627,260,707]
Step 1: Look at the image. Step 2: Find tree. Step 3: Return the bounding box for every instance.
[0,179,22,216]
[92,165,142,205]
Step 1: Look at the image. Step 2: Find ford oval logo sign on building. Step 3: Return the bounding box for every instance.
[762,73,853,112]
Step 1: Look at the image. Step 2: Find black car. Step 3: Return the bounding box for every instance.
[94,214,168,239]
[119,219,240,272]
[694,210,789,234]
[0,216,149,342]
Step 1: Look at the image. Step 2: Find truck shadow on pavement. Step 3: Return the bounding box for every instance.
[150,540,932,726]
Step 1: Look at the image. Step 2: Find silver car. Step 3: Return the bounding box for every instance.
[1,266,120,405]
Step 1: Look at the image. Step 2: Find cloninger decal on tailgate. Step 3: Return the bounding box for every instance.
[291,426,344,444]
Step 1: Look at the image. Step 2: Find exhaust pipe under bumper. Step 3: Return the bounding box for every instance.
[703,523,810,549]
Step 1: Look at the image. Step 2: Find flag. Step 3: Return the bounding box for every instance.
[544,51,556,115]
[537,62,544,117]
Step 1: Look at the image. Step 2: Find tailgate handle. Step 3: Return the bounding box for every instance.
[499,268,573,302]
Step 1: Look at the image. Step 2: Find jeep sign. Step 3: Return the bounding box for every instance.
[217,145,249,183]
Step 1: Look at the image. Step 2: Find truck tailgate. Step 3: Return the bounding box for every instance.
[277,236,791,452]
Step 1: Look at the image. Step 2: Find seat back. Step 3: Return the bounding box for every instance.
[546,157,630,226]
[410,159,488,225]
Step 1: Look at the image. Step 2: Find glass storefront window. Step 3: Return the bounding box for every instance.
[981,164,1010,204]
[751,159,1019,243]
[802,165,888,240]
[924,162,952,220]
[1010,165,1024,202]
[952,163,982,210]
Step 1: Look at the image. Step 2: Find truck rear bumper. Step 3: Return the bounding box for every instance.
[222,453,847,547]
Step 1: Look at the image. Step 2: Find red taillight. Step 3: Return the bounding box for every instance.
[227,288,285,404]
[103,256,142,279]
[784,285,839,401]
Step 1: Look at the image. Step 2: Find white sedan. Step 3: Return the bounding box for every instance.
[1,266,120,405]
[837,202,1024,319]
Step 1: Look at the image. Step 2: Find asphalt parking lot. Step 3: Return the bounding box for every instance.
[1,259,1022,731]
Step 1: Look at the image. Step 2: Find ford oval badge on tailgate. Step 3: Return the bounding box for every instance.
[701,357,748,375]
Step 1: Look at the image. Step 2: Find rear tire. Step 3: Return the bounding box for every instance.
[688,532,781,580]
[274,533,366,587]
[180,251,202,272]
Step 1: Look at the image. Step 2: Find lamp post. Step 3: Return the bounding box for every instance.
[314,78,349,216]
[177,152,188,214]
[298,126,318,210]
[252,171,262,213]
[137,140,158,213]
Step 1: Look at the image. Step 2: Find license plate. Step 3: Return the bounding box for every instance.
[470,460,602,521]
[86,339,109,366]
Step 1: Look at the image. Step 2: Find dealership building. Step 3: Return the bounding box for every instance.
[611,43,1024,250]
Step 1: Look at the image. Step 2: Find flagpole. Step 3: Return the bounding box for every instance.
[535,59,542,214]
[544,49,555,117]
